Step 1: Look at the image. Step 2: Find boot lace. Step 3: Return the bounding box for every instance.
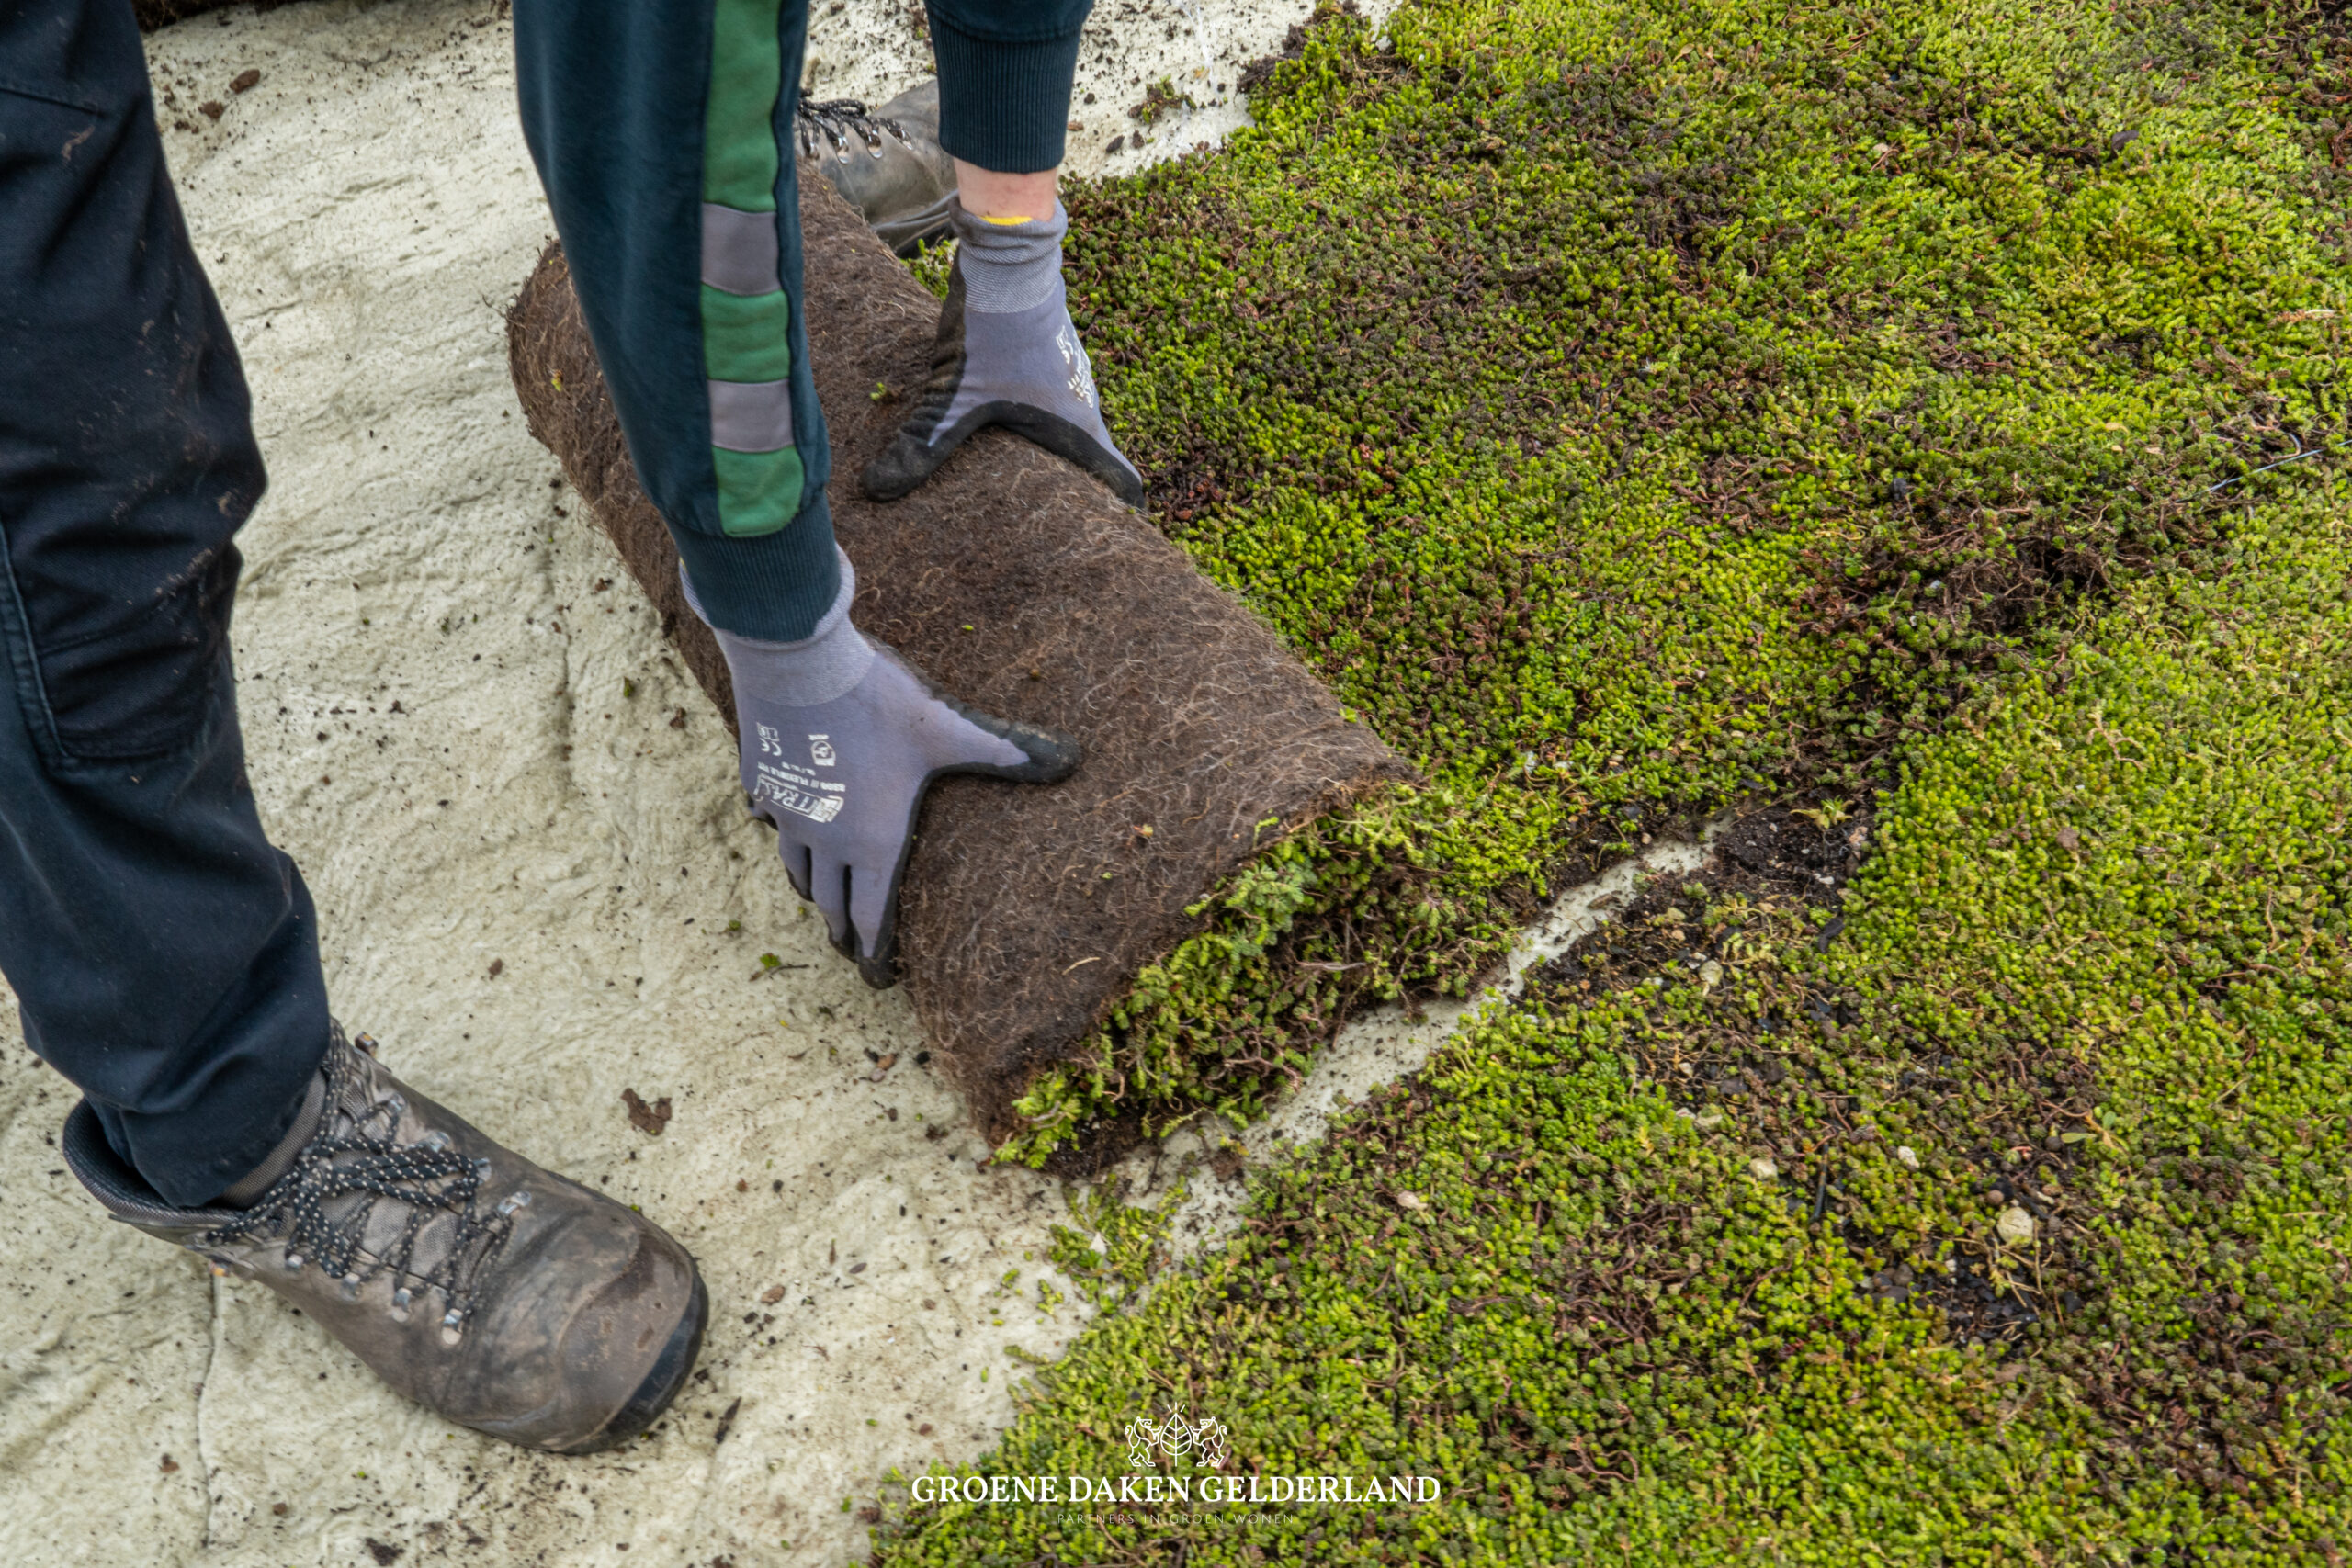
[198,1034,518,1342]
[796,97,910,163]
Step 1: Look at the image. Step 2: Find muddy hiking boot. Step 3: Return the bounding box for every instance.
[62,1027,706,1454]
[798,85,958,257]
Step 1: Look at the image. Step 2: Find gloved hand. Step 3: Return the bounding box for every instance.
[861,198,1144,507]
[689,556,1079,987]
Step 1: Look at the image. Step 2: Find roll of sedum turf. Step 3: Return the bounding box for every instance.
[507,172,1414,1172]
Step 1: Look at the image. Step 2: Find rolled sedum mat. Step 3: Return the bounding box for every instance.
[508,173,1411,1168]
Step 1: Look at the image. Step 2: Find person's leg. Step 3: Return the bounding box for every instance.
[514,0,1081,984]
[956,162,1057,224]
[514,0,840,644]
[859,0,1143,507]
[7,0,707,1451]
[0,0,330,1209]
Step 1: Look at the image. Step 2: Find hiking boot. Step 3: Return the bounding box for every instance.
[62,1026,706,1454]
[798,84,958,256]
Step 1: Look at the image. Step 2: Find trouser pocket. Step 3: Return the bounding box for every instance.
[0,44,266,766]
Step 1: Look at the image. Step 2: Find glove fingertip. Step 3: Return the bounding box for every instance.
[818,859,857,959]
[861,432,953,502]
[1013,724,1082,782]
[854,902,901,989]
[780,840,815,902]
[949,703,1081,784]
[847,869,900,988]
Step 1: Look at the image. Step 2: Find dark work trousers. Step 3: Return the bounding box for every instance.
[2,0,1090,1209]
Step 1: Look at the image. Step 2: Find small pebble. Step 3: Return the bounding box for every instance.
[1895,1145,1920,1168]
[1394,1190,1427,1212]
[1748,1156,1778,1180]
[1996,1205,2037,1246]
[1698,959,1723,989]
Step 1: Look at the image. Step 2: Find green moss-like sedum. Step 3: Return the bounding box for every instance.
[988,0,2347,1165]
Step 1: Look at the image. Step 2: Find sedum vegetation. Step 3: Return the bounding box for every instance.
[987,0,2351,1165]
[886,508,2352,1563]
[879,0,2352,1557]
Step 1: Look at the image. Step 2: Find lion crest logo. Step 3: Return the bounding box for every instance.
[1125,1407,1231,1473]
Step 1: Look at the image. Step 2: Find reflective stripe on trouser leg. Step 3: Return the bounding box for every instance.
[703,0,802,536]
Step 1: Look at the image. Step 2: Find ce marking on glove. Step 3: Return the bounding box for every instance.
[757,722,785,758]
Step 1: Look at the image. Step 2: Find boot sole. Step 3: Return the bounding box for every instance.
[554,1264,709,1455]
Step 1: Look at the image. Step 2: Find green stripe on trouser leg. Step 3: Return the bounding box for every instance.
[700,286,794,382]
[704,0,782,211]
[703,0,799,537]
[711,447,807,536]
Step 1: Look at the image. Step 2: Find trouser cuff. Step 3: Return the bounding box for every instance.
[666,496,843,642]
[217,1067,327,1205]
[929,16,1086,173]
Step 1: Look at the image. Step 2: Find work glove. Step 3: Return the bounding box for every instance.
[861,198,1144,507]
[688,555,1080,987]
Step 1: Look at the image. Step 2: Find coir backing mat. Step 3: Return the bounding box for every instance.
[508,173,1412,1168]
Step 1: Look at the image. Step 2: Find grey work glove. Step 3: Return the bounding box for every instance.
[688,556,1079,987]
[861,198,1145,507]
